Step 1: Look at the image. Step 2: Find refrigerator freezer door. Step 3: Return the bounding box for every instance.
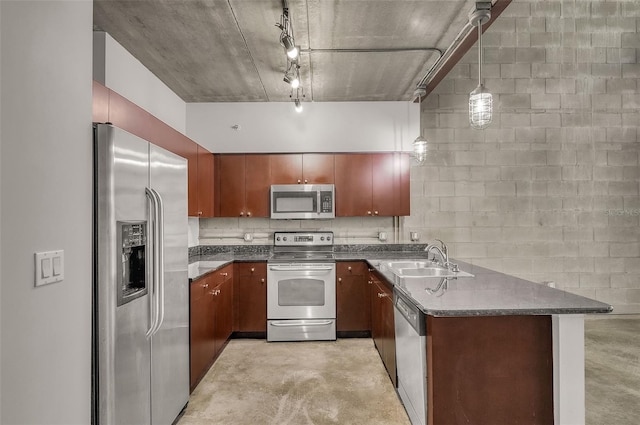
[149,144,190,424]
[95,124,151,425]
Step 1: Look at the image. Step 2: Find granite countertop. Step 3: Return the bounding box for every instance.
[367,258,613,317]
[187,246,612,316]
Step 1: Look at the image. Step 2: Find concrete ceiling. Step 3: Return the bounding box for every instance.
[94,0,485,103]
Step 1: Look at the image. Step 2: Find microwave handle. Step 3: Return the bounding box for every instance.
[317,190,321,215]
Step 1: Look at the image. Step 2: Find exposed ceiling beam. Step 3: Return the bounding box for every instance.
[416,0,512,102]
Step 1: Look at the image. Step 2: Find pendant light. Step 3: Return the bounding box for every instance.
[468,3,492,129]
[413,87,428,164]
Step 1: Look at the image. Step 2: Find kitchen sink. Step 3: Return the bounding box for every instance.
[384,261,474,279]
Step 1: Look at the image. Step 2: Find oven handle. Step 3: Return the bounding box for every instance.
[269,320,334,327]
[268,265,334,272]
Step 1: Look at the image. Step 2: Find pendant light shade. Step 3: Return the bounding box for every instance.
[469,84,492,129]
[413,87,428,164]
[413,135,428,164]
[468,3,492,129]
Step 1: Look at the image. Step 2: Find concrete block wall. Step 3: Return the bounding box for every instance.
[405,0,639,312]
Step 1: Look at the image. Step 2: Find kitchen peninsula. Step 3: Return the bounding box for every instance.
[188,244,611,425]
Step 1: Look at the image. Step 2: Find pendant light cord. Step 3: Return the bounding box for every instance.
[477,23,482,85]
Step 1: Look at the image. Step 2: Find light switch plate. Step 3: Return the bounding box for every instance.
[35,250,64,287]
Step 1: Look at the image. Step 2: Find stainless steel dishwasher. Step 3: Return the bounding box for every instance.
[394,289,427,425]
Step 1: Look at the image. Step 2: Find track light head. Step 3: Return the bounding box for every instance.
[281,34,298,59]
[294,98,303,113]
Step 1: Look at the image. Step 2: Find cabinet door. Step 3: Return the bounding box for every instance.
[370,276,384,353]
[371,153,410,217]
[335,154,372,216]
[302,154,335,184]
[217,154,246,217]
[212,266,233,358]
[189,278,206,390]
[234,263,267,332]
[197,145,215,217]
[184,140,200,217]
[245,155,271,217]
[336,262,370,332]
[270,154,303,184]
[371,153,396,217]
[381,285,397,387]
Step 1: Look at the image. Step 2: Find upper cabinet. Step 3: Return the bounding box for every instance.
[215,154,270,218]
[335,153,410,217]
[270,154,334,185]
[194,145,215,217]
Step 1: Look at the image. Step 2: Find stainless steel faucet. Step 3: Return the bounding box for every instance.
[425,239,458,271]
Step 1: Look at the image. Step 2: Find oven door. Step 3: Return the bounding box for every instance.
[267,263,336,319]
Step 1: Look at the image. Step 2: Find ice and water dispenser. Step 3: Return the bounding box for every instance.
[117,221,148,306]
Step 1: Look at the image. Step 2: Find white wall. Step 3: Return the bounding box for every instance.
[1,1,93,424]
[94,31,187,134]
[186,101,418,153]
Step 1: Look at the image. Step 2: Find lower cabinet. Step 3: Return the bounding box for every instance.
[234,262,267,333]
[189,264,233,391]
[336,261,370,332]
[370,271,397,387]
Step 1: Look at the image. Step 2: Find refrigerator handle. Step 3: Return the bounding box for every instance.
[145,188,160,338]
[152,188,166,334]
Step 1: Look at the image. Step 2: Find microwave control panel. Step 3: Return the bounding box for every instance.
[320,191,333,213]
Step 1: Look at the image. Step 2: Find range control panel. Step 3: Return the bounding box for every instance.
[274,231,334,246]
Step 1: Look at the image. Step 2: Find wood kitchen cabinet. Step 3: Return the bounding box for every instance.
[370,271,397,387]
[215,154,270,217]
[270,154,335,184]
[336,261,370,333]
[234,262,267,333]
[189,264,233,392]
[334,152,410,217]
[192,145,215,217]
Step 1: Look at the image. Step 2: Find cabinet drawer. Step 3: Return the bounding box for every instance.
[236,262,267,277]
[336,261,368,276]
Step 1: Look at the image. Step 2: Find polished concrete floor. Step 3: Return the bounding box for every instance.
[585,314,640,425]
[179,315,639,425]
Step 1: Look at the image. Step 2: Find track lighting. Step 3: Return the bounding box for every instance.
[283,62,300,89]
[412,87,429,164]
[469,2,492,129]
[282,34,299,60]
[291,88,305,113]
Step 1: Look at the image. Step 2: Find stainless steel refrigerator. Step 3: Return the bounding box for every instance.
[93,124,189,425]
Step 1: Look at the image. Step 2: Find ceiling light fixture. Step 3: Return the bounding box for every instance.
[413,87,428,164]
[283,61,300,89]
[291,87,305,113]
[277,8,299,60]
[468,2,492,130]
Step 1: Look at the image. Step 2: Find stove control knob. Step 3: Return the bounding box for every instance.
[327,236,332,241]
[276,237,281,241]
[283,237,288,241]
[320,237,325,241]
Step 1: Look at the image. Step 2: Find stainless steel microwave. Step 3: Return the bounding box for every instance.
[270,184,335,219]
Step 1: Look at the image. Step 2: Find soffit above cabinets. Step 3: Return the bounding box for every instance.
[93,0,508,103]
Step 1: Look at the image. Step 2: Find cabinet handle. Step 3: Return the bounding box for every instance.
[251,267,255,273]
[240,212,244,216]
[374,211,379,215]
[338,277,342,282]
[204,283,209,288]
[347,266,352,271]
[297,179,301,184]
[247,212,252,217]
[221,272,228,277]
[198,211,202,216]
[367,211,372,215]
[368,280,372,285]
[260,278,265,284]
[378,292,385,298]
[304,179,308,184]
